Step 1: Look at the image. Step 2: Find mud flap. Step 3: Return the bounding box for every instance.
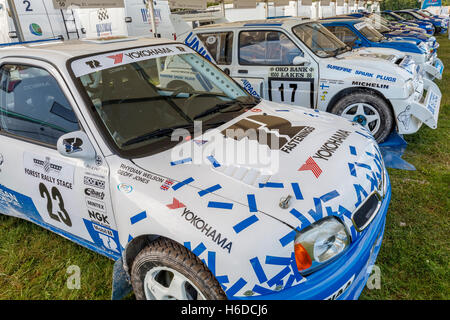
[409,78,441,130]
[111,257,133,300]
[379,132,416,171]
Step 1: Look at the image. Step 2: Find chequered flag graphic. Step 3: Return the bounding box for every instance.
[97,8,109,21]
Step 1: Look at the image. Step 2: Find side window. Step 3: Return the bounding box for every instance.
[326,26,359,47]
[197,32,234,65]
[382,13,395,21]
[397,12,411,20]
[239,31,304,66]
[0,65,79,145]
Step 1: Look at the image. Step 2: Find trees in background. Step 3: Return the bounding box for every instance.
[381,0,420,10]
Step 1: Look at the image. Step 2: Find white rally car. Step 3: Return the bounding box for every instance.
[0,37,390,300]
[176,18,442,143]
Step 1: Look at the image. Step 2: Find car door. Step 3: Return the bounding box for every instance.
[233,29,318,108]
[0,59,121,259]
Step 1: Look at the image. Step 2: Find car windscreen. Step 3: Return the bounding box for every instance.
[70,44,251,157]
[408,11,427,20]
[390,12,407,21]
[355,22,385,42]
[367,14,392,32]
[292,22,349,58]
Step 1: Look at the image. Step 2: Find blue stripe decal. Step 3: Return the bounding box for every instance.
[259,182,284,188]
[350,145,357,155]
[128,234,133,243]
[250,257,268,284]
[291,183,303,200]
[267,266,291,287]
[252,284,276,295]
[208,201,233,210]
[226,278,247,297]
[266,256,292,266]
[320,190,340,202]
[130,211,147,225]
[170,157,192,166]
[290,208,311,228]
[198,184,222,196]
[247,194,258,212]
[356,162,371,170]
[192,242,207,256]
[208,251,216,275]
[348,163,357,177]
[284,275,295,289]
[207,155,221,168]
[233,215,259,234]
[279,228,298,247]
[172,177,194,191]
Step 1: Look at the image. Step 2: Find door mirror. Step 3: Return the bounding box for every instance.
[57,131,96,161]
[293,55,310,66]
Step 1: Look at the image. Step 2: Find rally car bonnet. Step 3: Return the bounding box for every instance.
[132,101,386,233]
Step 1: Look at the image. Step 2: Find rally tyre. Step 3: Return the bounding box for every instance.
[131,237,227,300]
[330,90,394,143]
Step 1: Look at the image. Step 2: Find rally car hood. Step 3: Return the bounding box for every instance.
[132,101,386,230]
[334,49,414,80]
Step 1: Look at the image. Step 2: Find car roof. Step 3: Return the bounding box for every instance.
[320,18,363,24]
[194,17,314,31]
[0,37,177,67]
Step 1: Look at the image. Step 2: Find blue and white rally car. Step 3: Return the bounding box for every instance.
[322,19,444,80]
[0,37,390,300]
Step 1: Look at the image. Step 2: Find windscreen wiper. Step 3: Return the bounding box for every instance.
[193,97,260,120]
[122,124,194,147]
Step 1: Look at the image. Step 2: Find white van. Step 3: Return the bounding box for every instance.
[0,0,128,44]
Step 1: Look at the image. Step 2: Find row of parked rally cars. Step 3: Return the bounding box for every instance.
[0,8,445,300]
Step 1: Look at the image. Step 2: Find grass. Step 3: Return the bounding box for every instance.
[360,35,450,300]
[0,37,449,300]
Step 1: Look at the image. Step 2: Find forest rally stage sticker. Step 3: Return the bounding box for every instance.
[23,152,79,231]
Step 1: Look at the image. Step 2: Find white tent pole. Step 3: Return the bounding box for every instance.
[146,0,158,37]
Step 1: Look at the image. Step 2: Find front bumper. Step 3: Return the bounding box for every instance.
[423,53,443,80]
[240,178,392,300]
[392,78,442,134]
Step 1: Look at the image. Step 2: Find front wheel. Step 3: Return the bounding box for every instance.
[130,237,227,300]
[330,91,394,143]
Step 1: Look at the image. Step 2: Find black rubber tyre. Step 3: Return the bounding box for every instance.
[131,237,227,300]
[330,90,394,143]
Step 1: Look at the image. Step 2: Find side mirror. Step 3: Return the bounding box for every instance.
[293,55,310,66]
[57,131,96,161]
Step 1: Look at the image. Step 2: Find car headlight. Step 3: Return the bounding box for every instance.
[294,216,350,274]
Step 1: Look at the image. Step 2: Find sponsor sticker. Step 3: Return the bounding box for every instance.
[72,44,194,77]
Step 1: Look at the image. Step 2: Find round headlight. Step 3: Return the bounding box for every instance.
[294,216,350,273]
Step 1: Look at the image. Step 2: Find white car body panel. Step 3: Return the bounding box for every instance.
[0,38,388,298]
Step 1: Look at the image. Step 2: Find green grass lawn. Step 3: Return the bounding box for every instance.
[0,37,449,300]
